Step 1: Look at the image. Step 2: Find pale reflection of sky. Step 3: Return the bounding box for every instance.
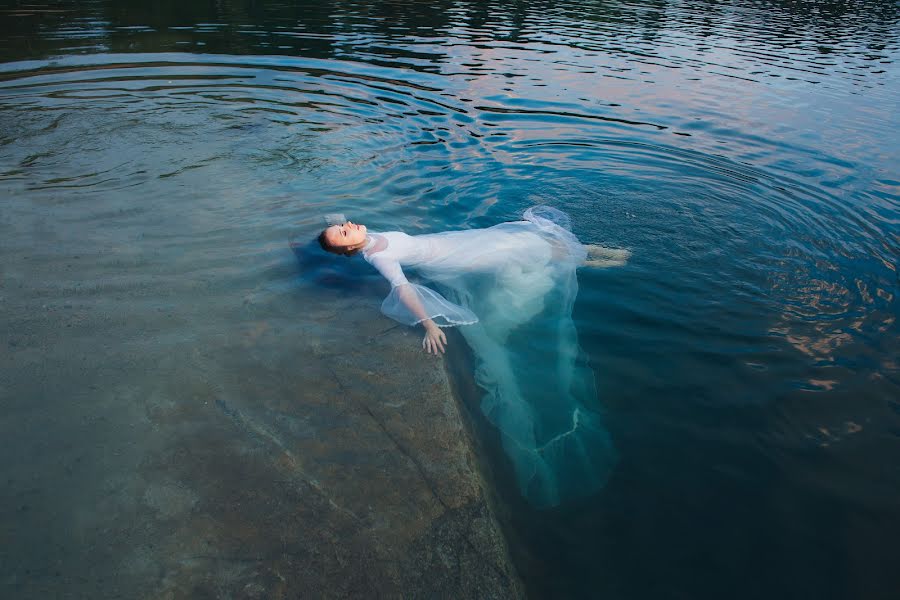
[430,25,898,186]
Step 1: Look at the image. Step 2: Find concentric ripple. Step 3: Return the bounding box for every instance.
[1,1,899,598]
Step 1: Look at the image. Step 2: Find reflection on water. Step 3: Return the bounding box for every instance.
[1,0,899,598]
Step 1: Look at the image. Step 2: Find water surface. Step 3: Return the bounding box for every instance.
[1,1,899,598]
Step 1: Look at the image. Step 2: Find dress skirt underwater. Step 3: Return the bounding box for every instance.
[363,206,615,507]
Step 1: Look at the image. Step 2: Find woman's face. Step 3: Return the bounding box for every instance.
[324,221,367,249]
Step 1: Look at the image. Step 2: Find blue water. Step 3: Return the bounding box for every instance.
[2,1,899,598]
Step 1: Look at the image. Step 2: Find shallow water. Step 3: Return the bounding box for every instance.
[1,0,899,598]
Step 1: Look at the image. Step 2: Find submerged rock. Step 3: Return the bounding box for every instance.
[1,269,522,598]
[147,316,522,598]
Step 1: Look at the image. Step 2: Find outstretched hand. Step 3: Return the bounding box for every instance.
[422,324,447,354]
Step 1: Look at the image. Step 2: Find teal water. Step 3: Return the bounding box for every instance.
[2,1,898,598]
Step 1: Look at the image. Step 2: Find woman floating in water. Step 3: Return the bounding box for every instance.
[317,206,629,507]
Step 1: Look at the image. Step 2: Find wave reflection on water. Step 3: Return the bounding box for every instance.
[1,0,899,598]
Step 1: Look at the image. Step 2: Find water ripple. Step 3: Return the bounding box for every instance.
[1,2,899,597]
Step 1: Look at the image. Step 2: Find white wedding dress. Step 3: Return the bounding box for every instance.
[363,206,616,507]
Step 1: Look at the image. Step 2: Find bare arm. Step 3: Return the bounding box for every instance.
[396,284,447,354]
[369,254,448,354]
[396,283,430,323]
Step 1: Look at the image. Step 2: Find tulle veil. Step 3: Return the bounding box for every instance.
[376,207,616,507]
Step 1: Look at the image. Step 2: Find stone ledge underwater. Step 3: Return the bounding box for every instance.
[1,238,524,598]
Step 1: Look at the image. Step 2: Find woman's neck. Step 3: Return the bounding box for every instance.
[350,234,374,255]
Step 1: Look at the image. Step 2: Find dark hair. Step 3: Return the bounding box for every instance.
[318,229,362,257]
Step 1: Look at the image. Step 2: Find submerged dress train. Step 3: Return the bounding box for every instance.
[363,206,616,507]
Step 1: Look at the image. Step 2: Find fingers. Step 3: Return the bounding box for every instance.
[422,332,446,354]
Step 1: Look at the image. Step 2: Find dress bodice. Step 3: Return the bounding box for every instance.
[362,221,565,289]
[362,231,418,287]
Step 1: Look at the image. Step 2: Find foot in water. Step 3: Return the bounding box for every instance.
[583,244,631,268]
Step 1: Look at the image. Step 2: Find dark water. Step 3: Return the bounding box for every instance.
[2,1,898,598]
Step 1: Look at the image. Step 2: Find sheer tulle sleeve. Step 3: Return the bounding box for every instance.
[367,253,409,287]
[368,254,478,327]
[382,283,479,327]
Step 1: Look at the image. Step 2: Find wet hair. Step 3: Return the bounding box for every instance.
[318,228,362,257]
